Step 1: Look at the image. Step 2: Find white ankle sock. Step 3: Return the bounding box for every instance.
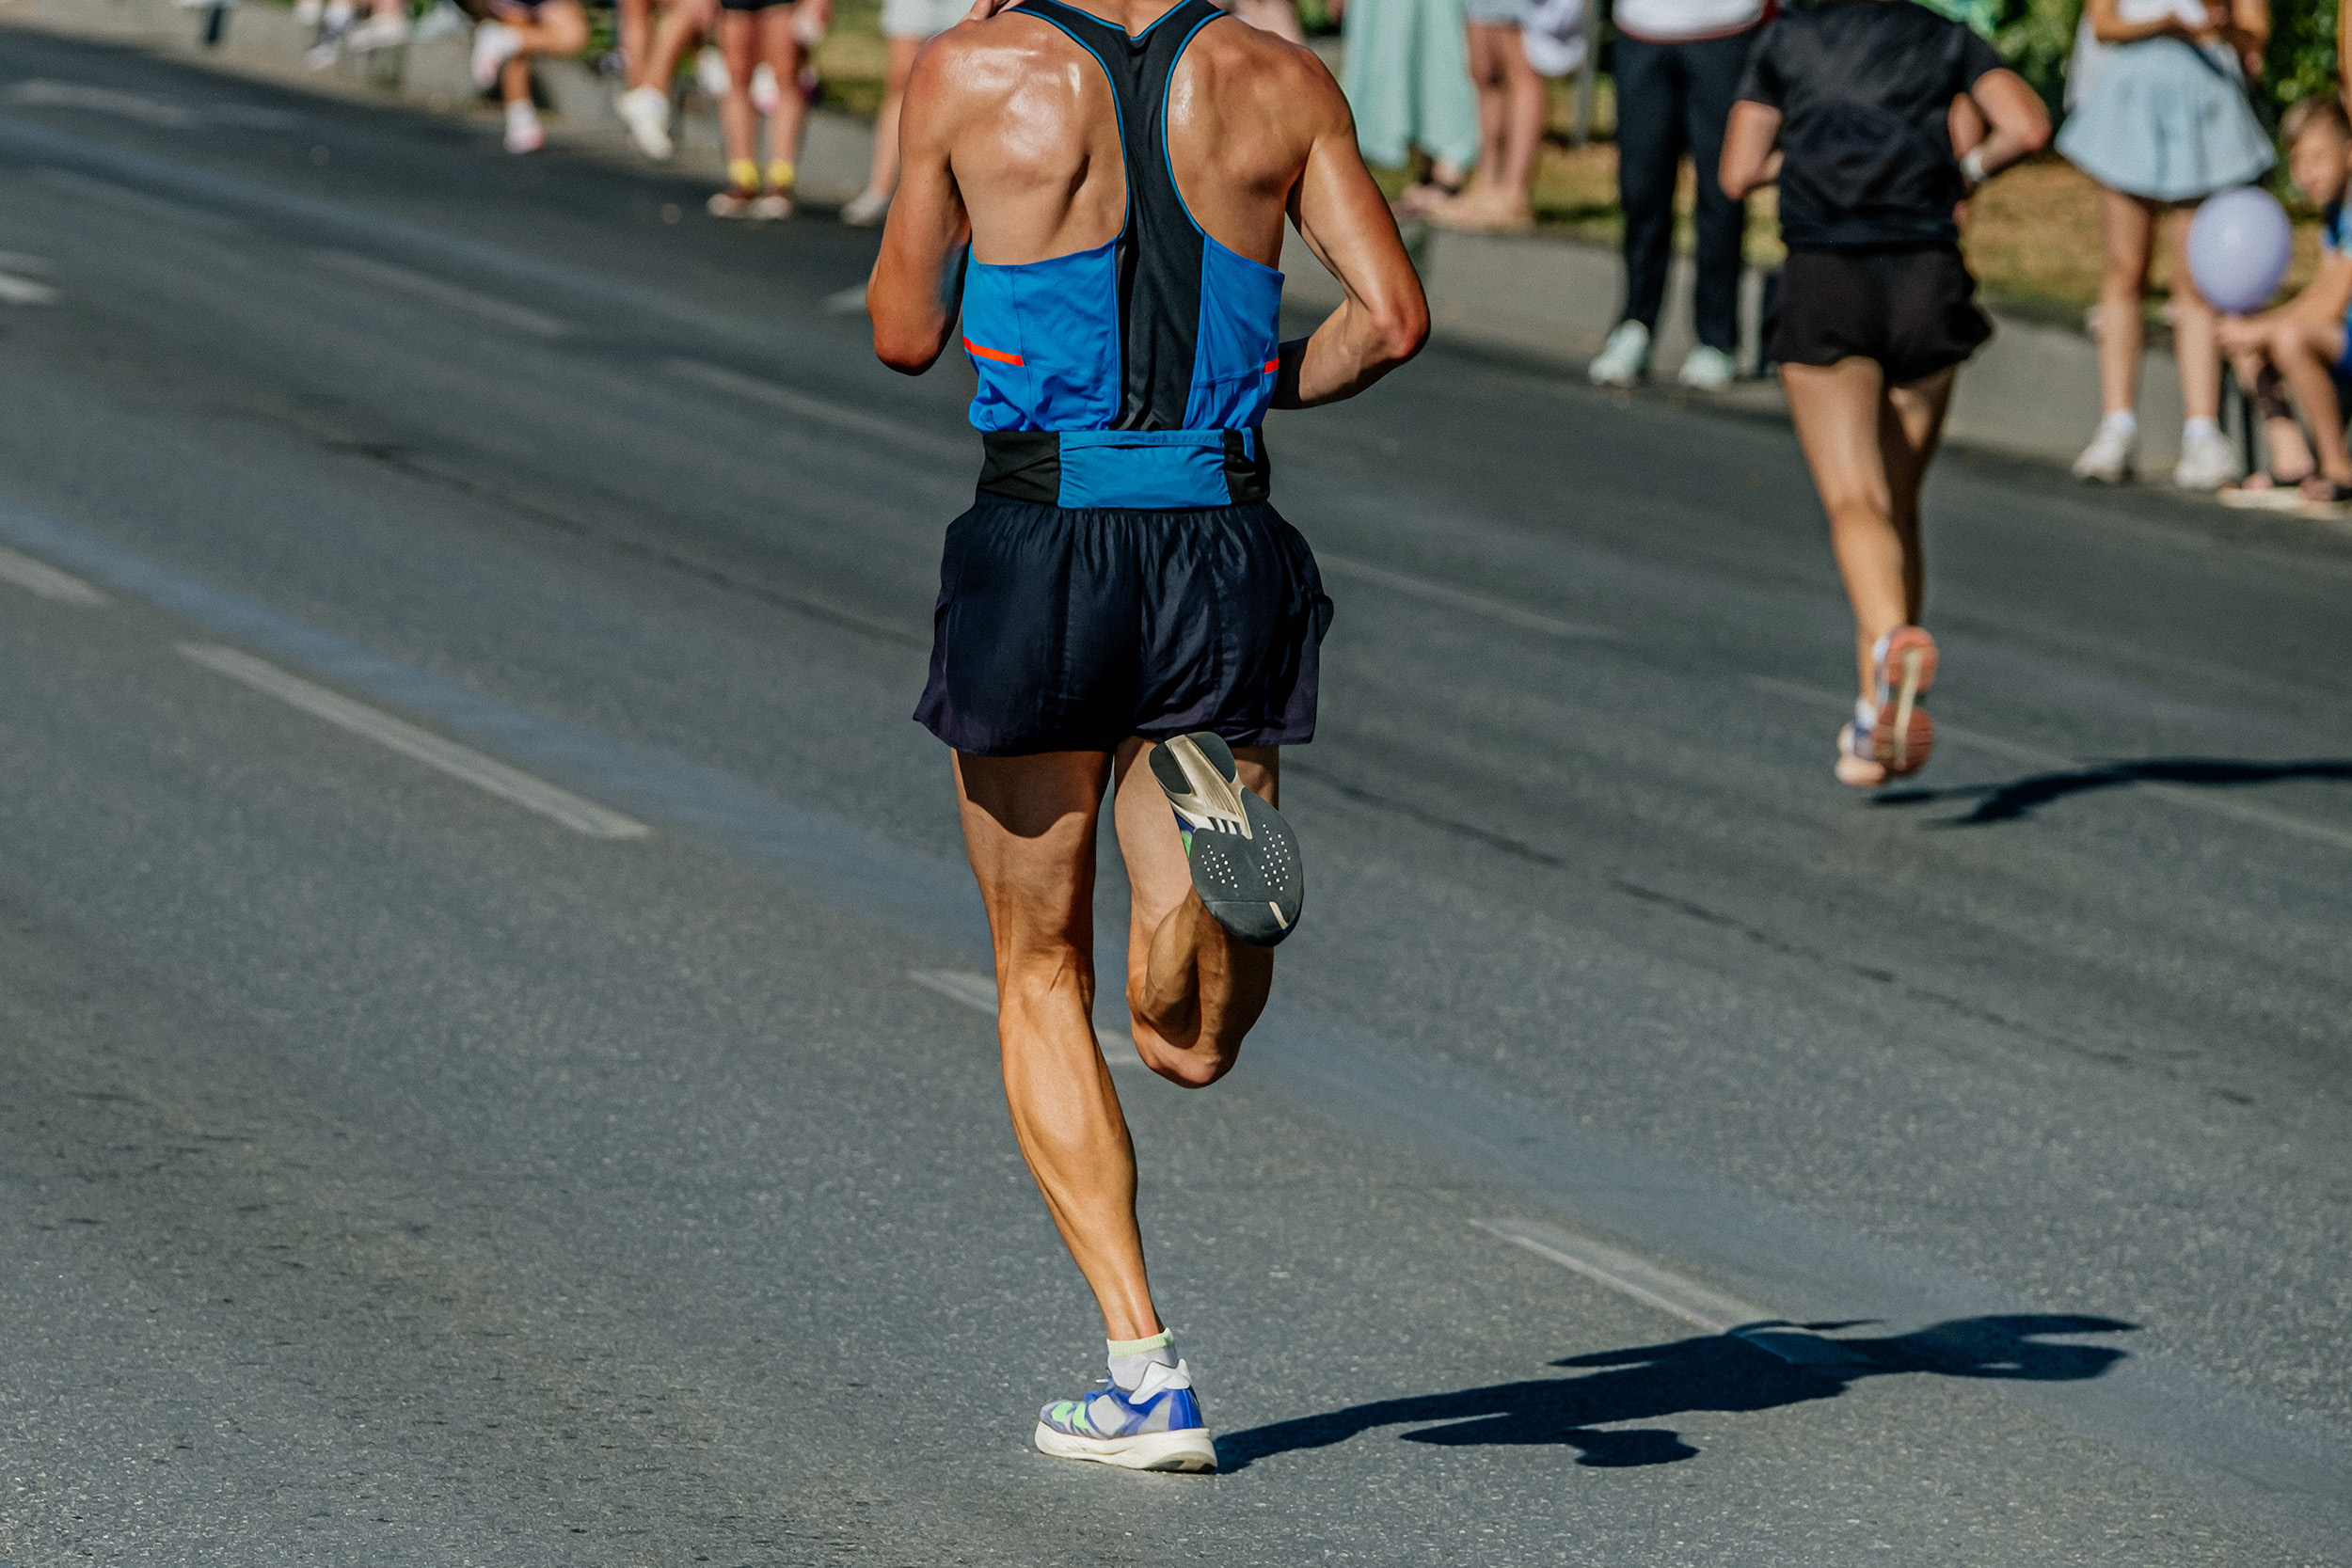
[2183,417,2220,444]
[1107,1329,1177,1391]
[2099,410,2137,440]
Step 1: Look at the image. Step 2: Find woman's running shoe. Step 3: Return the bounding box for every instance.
[1835,626,1937,786]
[1034,1361,1217,1473]
[502,102,545,155]
[747,190,793,220]
[1149,732,1303,947]
[707,185,759,218]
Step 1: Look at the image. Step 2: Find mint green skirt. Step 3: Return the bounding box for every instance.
[1341,0,1483,173]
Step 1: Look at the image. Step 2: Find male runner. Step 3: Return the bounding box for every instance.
[868,0,1426,1472]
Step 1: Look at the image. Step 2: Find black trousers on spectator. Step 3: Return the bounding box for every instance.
[1613,27,1759,354]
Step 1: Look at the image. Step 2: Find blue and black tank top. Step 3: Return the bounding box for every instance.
[963,0,1285,511]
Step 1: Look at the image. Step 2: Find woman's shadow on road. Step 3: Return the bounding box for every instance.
[1215,1313,2134,1472]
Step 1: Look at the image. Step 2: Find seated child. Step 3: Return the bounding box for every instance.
[2219,97,2352,501]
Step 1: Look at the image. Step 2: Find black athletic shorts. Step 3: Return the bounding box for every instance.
[914,495,1333,757]
[718,0,787,11]
[1767,245,1993,386]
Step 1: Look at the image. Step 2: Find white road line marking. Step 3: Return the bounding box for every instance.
[911,969,998,1014]
[34,166,245,233]
[1472,1218,1875,1368]
[1315,553,1615,641]
[312,249,571,338]
[0,272,58,306]
[6,79,202,129]
[908,969,1151,1069]
[177,643,650,839]
[0,543,106,604]
[664,358,967,455]
[1749,673,2352,853]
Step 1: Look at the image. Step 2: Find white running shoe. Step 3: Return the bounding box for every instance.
[840,187,891,227]
[1677,343,1739,390]
[696,44,732,100]
[305,39,342,67]
[747,190,793,221]
[1588,319,1650,388]
[615,84,673,160]
[503,101,545,154]
[343,12,409,51]
[2071,422,2136,484]
[470,20,522,88]
[2172,428,2245,491]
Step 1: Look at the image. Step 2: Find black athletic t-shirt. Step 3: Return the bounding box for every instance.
[1735,0,2006,249]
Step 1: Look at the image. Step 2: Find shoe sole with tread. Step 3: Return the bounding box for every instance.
[1149,732,1303,948]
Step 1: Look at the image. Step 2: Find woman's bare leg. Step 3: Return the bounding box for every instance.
[1783,357,1909,701]
[2096,188,2155,418]
[717,8,758,178]
[759,3,809,186]
[864,34,924,197]
[2167,202,2222,423]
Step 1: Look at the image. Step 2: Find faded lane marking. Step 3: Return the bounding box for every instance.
[179,643,649,839]
[0,543,106,604]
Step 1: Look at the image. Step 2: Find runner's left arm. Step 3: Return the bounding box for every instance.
[1276,62,1429,408]
[870,41,974,374]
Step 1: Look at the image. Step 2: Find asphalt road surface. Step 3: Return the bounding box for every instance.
[1,26,2347,1567]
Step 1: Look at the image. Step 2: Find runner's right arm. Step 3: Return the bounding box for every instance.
[1275,68,1428,409]
[869,40,974,374]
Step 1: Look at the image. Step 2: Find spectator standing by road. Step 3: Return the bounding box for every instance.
[1343,0,1484,213]
[841,0,967,226]
[1428,0,1544,229]
[466,0,591,153]
[2056,0,2274,489]
[1586,0,1767,389]
[705,0,829,217]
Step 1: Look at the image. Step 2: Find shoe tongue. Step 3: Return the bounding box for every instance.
[1132,1358,1193,1400]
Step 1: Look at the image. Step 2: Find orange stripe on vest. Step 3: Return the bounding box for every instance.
[963,338,1025,366]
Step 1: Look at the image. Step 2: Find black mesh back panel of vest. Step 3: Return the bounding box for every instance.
[1017,0,1224,431]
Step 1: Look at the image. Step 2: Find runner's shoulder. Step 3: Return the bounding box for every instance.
[1186,13,1346,124]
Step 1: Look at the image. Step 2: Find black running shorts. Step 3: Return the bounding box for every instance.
[914,495,1333,757]
[1767,245,1993,386]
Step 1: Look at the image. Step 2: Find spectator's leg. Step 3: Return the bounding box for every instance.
[2094,188,2154,419]
[718,8,758,185]
[2235,333,2313,483]
[618,0,654,73]
[499,52,530,105]
[863,34,924,199]
[1683,29,1754,354]
[759,2,810,190]
[506,0,588,60]
[1464,23,1506,199]
[2166,201,2222,424]
[2276,317,2352,488]
[637,0,716,92]
[1613,34,1675,334]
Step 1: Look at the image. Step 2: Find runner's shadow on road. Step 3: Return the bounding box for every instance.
[1868,758,2352,826]
[1215,1313,2134,1472]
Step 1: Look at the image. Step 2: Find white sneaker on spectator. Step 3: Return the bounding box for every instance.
[841,187,891,227]
[1677,344,1738,390]
[345,12,409,51]
[1588,320,1649,388]
[2072,422,2136,483]
[503,101,545,154]
[2172,428,2244,491]
[306,39,342,67]
[696,45,732,100]
[616,85,674,160]
[471,21,523,88]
